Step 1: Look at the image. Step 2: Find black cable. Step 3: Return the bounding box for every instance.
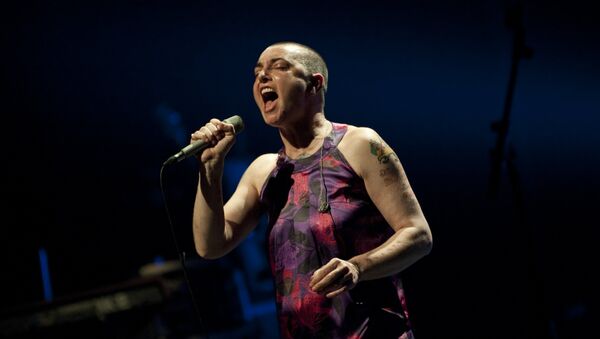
[159,164,209,338]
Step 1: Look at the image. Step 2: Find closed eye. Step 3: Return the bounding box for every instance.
[271,61,290,71]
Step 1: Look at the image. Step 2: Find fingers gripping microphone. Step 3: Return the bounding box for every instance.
[163,115,244,166]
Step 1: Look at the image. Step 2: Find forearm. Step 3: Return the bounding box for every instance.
[349,221,432,281]
[193,162,228,259]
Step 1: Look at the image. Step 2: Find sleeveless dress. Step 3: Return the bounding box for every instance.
[260,123,414,339]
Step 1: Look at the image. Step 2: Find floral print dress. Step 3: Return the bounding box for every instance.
[260,123,414,339]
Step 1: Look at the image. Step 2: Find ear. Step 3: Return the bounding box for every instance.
[310,73,325,93]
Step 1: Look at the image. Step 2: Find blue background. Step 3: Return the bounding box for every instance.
[3,0,599,338]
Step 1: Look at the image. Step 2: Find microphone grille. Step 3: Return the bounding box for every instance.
[223,115,244,135]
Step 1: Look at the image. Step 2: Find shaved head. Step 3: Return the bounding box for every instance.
[268,42,329,93]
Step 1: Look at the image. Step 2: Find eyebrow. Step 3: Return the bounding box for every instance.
[254,57,289,69]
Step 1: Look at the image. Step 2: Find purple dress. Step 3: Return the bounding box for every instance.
[260,123,414,338]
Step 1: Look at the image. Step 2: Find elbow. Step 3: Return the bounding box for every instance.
[421,232,433,256]
[193,222,229,260]
[414,221,433,257]
[195,244,225,260]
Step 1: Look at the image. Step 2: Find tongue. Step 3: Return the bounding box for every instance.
[265,99,277,112]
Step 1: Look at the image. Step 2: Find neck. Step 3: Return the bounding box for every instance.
[279,112,330,159]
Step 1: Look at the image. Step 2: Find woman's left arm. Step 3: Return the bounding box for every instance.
[310,127,432,298]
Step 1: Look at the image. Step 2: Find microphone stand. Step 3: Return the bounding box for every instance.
[487,3,549,338]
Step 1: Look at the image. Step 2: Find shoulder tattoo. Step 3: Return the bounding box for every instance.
[369,138,399,164]
[368,138,419,214]
[369,138,401,186]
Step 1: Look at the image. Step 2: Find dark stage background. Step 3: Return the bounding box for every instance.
[2,0,599,338]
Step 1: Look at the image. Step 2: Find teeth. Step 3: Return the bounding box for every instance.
[261,88,274,95]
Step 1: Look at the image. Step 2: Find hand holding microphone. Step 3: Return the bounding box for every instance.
[163,115,244,166]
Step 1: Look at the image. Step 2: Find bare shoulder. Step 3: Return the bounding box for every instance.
[338,125,396,178]
[340,125,381,145]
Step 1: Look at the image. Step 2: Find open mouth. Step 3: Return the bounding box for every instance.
[261,87,279,112]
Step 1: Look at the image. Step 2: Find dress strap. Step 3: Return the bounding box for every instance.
[324,122,348,152]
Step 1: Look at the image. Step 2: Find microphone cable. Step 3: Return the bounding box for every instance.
[159,164,210,338]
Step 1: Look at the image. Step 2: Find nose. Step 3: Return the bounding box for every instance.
[257,69,270,83]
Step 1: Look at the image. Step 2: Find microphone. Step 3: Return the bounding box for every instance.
[163,115,244,166]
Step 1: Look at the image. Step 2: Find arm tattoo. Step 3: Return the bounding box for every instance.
[369,138,420,215]
[401,190,419,215]
[369,139,400,186]
[369,139,396,164]
[379,168,398,186]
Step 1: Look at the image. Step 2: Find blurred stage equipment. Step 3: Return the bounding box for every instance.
[0,258,266,338]
[0,277,167,338]
[488,3,533,198]
[487,3,551,338]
